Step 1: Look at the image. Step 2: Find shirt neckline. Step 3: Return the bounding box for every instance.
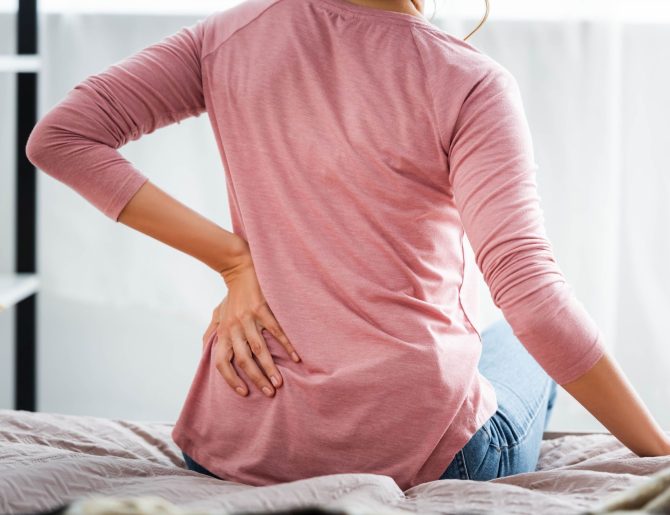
[316,0,435,28]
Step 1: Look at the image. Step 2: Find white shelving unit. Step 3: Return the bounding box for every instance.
[2,0,39,411]
[0,273,39,313]
[0,54,40,72]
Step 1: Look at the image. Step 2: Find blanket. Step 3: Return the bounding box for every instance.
[1,409,669,514]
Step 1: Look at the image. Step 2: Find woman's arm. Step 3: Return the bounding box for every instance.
[116,179,249,280]
[562,351,670,457]
[26,18,208,222]
[24,16,245,277]
[443,64,668,456]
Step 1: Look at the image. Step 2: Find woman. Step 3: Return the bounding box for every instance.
[25,0,670,490]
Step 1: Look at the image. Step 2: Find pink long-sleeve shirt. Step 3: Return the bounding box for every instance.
[26,0,606,490]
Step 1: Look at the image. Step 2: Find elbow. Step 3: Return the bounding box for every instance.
[25,119,52,171]
[25,116,71,175]
[480,238,565,310]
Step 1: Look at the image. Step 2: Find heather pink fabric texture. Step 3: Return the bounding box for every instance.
[25,0,607,491]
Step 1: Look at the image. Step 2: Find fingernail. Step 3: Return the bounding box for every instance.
[235,387,246,396]
[262,386,273,397]
[291,352,300,362]
[270,375,280,387]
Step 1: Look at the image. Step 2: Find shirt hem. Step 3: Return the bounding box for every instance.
[172,361,500,490]
[412,371,498,488]
[173,426,238,484]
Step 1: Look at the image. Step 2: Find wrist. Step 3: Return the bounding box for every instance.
[659,433,670,455]
[217,235,252,284]
[649,438,670,457]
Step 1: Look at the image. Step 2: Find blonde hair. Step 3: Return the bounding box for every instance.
[428,0,490,41]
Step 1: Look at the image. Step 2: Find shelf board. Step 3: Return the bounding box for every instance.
[0,273,40,312]
[0,55,41,73]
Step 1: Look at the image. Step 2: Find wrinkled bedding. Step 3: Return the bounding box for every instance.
[1,409,669,514]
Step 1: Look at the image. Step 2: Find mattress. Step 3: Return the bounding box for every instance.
[1,408,669,514]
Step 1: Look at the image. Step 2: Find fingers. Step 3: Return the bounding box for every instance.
[244,317,283,389]
[213,330,249,397]
[203,301,224,353]
[202,310,219,353]
[230,323,276,398]
[255,303,301,363]
[211,297,300,399]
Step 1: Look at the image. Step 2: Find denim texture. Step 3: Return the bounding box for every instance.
[439,317,558,481]
[182,450,220,479]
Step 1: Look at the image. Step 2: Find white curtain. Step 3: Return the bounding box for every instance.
[15,6,669,431]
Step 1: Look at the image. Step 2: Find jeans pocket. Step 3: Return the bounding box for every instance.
[460,419,501,481]
[439,418,500,481]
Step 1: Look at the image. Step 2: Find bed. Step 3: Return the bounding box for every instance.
[1,408,669,515]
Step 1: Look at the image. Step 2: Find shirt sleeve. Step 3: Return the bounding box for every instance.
[25,18,208,222]
[447,66,606,385]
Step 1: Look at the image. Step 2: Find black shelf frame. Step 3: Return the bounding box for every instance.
[14,0,38,412]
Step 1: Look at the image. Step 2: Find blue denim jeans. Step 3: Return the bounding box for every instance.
[182,450,221,479]
[439,316,558,481]
[182,316,558,483]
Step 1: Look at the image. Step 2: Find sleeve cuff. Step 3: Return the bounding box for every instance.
[106,171,150,222]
